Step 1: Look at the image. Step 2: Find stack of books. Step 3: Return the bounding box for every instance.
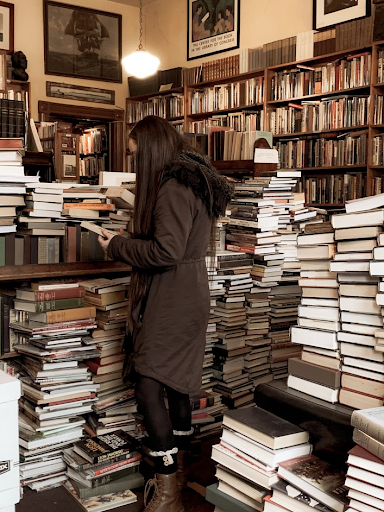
[207,406,311,512]
[63,430,142,500]
[210,251,255,408]
[265,453,348,512]
[289,224,341,403]
[0,139,40,265]
[345,407,384,512]
[11,280,99,492]
[268,283,303,380]
[331,196,384,409]
[76,277,137,437]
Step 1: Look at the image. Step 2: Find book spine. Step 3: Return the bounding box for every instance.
[190,396,215,411]
[92,454,142,476]
[351,411,384,444]
[353,428,384,461]
[44,306,96,323]
[34,287,85,301]
[31,297,85,313]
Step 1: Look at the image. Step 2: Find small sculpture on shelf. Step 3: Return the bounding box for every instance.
[11,51,29,81]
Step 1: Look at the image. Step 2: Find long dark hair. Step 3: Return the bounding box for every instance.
[127,116,201,330]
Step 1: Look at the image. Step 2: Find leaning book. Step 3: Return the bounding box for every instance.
[277,455,348,512]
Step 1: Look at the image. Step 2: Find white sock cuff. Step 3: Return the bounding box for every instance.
[149,447,178,465]
[173,428,194,436]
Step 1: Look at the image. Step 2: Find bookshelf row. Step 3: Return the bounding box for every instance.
[126,41,384,199]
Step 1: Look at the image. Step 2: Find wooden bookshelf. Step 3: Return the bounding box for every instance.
[0,262,131,282]
[125,41,384,203]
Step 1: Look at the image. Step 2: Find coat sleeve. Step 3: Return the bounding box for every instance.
[107,179,195,269]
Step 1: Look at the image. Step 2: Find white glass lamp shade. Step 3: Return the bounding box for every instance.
[123,50,160,79]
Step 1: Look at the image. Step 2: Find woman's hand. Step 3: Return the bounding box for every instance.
[119,227,131,239]
[98,230,116,252]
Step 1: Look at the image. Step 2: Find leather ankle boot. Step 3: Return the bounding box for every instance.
[143,472,184,512]
[176,450,190,491]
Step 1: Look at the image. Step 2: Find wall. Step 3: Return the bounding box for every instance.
[145,0,313,70]
[13,0,139,119]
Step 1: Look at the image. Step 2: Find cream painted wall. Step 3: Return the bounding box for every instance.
[13,0,139,119]
[145,0,313,70]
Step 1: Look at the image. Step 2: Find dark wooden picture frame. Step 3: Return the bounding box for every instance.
[43,0,122,83]
[0,1,14,54]
[313,0,371,30]
[46,81,115,105]
[187,0,240,61]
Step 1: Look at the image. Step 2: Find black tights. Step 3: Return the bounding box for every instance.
[135,375,192,473]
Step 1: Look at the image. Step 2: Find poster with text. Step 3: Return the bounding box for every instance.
[187,0,240,61]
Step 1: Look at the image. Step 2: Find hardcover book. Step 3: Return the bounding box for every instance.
[73,430,137,464]
[277,455,348,512]
[222,406,309,450]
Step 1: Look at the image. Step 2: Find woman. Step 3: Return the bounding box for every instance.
[99,116,232,512]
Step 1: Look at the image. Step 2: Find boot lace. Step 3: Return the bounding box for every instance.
[144,476,162,509]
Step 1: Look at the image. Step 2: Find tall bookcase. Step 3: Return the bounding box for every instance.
[126,41,384,207]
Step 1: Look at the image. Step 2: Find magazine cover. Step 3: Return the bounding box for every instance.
[63,480,137,511]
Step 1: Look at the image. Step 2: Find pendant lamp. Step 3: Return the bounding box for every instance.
[122,0,160,79]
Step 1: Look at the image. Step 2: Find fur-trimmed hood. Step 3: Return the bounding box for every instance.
[161,150,233,218]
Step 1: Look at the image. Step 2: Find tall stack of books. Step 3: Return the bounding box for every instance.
[77,277,137,437]
[207,406,311,512]
[345,407,384,512]
[210,251,255,408]
[11,279,98,492]
[330,196,384,409]
[289,224,341,403]
[62,430,142,501]
[266,453,348,512]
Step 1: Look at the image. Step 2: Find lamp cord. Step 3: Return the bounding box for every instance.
[139,0,143,50]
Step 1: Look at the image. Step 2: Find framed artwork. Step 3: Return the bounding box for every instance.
[187,0,240,61]
[46,81,115,105]
[0,1,14,54]
[313,0,371,30]
[43,1,122,83]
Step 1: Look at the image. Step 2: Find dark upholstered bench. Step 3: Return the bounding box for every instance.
[254,379,354,471]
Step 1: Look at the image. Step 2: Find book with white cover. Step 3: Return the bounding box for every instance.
[348,489,384,512]
[340,284,377,298]
[335,226,382,240]
[298,306,339,322]
[332,210,384,229]
[370,261,384,276]
[298,317,340,332]
[337,331,376,347]
[351,407,384,444]
[330,261,370,273]
[297,233,334,246]
[345,193,384,214]
[291,327,338,349]
[287,375,339,403]
[339,297,381,315]
[341,312,382,327]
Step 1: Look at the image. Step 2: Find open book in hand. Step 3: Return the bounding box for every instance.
[80,221,118,239]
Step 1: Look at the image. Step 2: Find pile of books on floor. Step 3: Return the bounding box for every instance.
[11,279,99,492]
[289,223,341,404]
[331,195,384,409]
[76,277,139,438]
[345,406,384,512]
[62,429,142,504]
[207,405,312,512]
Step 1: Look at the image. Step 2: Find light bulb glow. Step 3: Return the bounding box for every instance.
[123,50,160,79]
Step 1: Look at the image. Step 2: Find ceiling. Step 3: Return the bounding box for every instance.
[107,0,157,6]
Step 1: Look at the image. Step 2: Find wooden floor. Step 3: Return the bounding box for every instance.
[16,436,219,512]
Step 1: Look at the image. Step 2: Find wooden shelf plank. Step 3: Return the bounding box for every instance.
[187,104,263,119]
[213,160,254,171]
[0,352,18,360]
[127,86,184,102]
[0,262,131,282]
[267,85,370,105]
[186,69,265,90]
[268,45,372,71]
[273,126,369,138]
[300,165,367,172]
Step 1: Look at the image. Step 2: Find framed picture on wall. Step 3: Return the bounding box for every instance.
[187,0,240,61]
[0,1,14,54]
[313,0,371,30]
[43,1,122,83]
